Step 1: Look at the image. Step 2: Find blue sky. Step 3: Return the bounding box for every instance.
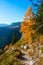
[0,0,37,24]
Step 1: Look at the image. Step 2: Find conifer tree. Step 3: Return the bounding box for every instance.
[20,7,35,44]
[12,32,17,44]
[34,0,43,35]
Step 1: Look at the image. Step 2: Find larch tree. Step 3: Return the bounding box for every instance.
[20,7,35,44]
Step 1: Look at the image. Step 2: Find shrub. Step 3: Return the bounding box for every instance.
[14,51,21,58]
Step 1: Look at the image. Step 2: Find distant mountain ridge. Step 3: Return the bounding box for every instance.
[0,24,9,27]
[0,22,21,27]
[11,22,21,26]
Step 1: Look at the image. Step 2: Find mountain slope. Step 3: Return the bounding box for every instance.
[0,22,21,49]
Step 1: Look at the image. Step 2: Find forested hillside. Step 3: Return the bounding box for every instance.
[0,22,21,49]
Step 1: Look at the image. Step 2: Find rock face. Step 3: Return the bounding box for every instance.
[21,45,28,50]
[20,44,43,65]
[24,45,28,50]
[20,50,36,65]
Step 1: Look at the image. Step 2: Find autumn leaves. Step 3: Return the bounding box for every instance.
[20,7,35,44]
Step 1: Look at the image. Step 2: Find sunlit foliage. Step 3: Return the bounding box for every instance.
[20,7,35,43]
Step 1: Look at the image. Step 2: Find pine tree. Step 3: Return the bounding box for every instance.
[12,32,17,44]
[35,0,43,23]
[34,0,43,35]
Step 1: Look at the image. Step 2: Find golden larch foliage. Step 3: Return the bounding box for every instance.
[20,7,35,43]
[25,7,33,18]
